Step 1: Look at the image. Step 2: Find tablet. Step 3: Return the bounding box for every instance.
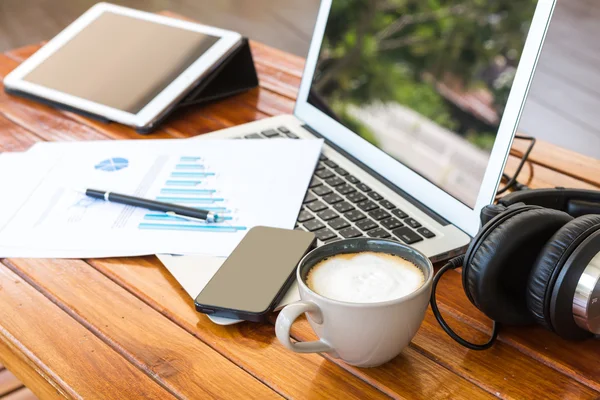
[4,3,242,132]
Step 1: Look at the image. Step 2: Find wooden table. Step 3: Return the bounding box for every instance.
[1,14,600,400]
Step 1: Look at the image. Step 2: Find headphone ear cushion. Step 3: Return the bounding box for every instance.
[527,215,600,330]
[466,208,572,325]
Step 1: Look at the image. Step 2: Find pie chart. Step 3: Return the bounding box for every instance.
[95,157,129,172]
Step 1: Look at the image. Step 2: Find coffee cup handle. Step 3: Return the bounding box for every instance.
[275,301,333,353]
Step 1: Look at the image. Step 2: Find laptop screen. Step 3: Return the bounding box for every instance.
[308,1,538,208]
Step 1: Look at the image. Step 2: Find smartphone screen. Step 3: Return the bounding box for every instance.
[195,227,315,318]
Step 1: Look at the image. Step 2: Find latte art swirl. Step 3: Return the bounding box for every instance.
[307,252,424,303]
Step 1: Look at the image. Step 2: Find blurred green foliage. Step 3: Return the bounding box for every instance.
[313,0,537,150]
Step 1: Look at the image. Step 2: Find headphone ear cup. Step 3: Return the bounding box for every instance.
[527,215,600,332]
[464,208,572,325]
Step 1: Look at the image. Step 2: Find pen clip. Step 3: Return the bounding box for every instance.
[166,211,217,223]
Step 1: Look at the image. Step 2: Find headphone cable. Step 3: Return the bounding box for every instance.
[497,135,536,195]
[430,255,500,350]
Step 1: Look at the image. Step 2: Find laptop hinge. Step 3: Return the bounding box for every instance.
[301,124,450,227]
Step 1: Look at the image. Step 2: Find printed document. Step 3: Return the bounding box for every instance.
[0,139,322,257]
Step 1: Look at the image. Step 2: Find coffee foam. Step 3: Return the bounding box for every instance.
[306,252,424,303]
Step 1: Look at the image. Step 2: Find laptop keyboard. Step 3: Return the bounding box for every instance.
[238,126,436,245]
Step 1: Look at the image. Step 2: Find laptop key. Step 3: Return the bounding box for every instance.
[357,200,379,212]
[417,227,436,238]
[315,169,334,179]
[368,192,383,201]
[379,200,396,210]
[325,176,345,187]
[319,154,328,161]
[303,219,325,232]
[333,201,355,213]
[335,167,348,176]
[336,184,356,195]
[380,217,403,230]
[244,133,263,139]
[323,193,344,204]
[405,218,422,229]
[368,228,391,239]
[312,185,332,196]
[262,129,280,137]
[356,219,378,232]
[324,160,338,168]
[303,193,317,204]
[307,201,327,212]
[315,162,325,171]
[297,210,314,223]
[392,227,423,244]
[356,183,371,192]
[328,217,350,230]
[347,192,367,203]
[392,209,409,219]
[339,227,362,238]
[345,210,366,222]
[317,209,339,221]
[368,209,391,221]
[315,228,337,242]
[309,178,323,188]
[277,126,290,133]
[285,132,299,139]
[346,175,360,184]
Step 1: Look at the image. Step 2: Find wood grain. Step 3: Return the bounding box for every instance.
[435,269,600,392]
[87,257,391,399]
[0,370,22,397]
[511,138,600,188]
[1,387,37,400]
[0,263,174,400]
[3,258,281,400]
[288,313,598,399]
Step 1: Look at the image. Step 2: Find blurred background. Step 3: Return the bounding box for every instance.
[0,0,599,159]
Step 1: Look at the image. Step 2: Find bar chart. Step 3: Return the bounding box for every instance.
[138,156,247,233]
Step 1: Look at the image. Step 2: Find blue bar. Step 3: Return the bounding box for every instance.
[139,223,246,232]
[180,156,201,162]
[144,214,233,222]
[175,164,205,170]
[160,188,216,195]
[171,172,215,178]
[165,180,202,187]
[156,197,224,204]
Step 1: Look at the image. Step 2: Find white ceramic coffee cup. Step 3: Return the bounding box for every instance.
[275,238,433,368]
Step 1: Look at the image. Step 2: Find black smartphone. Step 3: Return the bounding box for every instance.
[194,226,316,322]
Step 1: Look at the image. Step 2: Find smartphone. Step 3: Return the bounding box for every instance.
[194,226,316,322]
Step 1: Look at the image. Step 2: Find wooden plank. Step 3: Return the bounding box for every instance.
[278,314,495,399]
[1,387,37,400]
[0,370,22,397]
[289,313,598,399]
[504,155,599,191]
[87,256,391,399]
[3,258,281,400]
[511,138,600,188]
[434,269,600,392]
[0,263,174,400]
[0,114,40,152]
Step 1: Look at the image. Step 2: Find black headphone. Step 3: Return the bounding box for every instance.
[431,188,600,350]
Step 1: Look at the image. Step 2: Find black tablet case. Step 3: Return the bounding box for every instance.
[4,38,259,134]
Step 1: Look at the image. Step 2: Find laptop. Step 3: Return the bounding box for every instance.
[159,0,556,324]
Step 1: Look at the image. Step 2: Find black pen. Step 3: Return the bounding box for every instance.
[82,188,220,223]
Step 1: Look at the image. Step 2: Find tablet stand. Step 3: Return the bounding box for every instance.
[5,38,259,135]
[138,38,259,134]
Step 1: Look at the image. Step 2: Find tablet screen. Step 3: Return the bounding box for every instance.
[22,11,220,113]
